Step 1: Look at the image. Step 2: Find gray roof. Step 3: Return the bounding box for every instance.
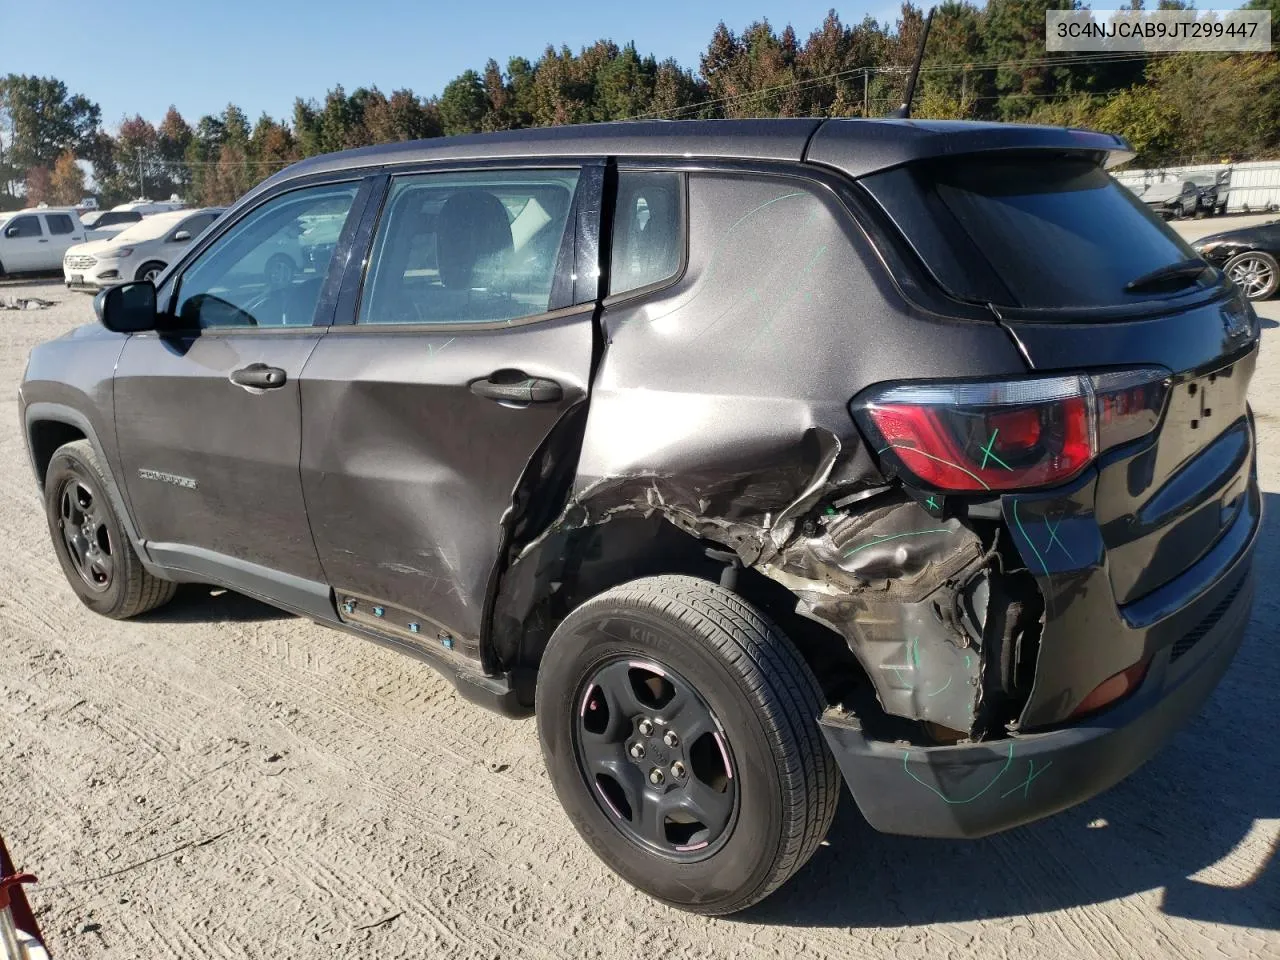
[256,118,1133,194]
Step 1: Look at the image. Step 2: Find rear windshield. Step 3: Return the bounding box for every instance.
[864,157,1208,310]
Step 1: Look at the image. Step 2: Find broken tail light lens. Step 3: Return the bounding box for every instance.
[853,368,1169,492]
[1070,658,1150,718]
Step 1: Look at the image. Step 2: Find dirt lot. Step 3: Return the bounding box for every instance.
[2,214,1277,958]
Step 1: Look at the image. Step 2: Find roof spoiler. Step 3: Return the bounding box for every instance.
[806,120,1135,179]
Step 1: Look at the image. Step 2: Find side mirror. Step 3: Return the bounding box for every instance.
[4,226,17,238]
[172,230,191,242]
[95,281,158,333]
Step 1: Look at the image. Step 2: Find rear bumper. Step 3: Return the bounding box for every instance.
[821,523,1255,839]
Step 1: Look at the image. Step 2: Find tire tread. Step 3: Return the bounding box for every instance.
[555,574,839,915]
[48,440,177,619]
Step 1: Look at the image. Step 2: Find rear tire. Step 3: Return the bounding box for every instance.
[1224,250,1279,301]
[44,440,176,619]
[535,575,839,915]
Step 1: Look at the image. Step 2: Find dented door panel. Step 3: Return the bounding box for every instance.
[300,313,594,647]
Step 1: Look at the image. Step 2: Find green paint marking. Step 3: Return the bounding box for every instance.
[1012,500,1050,577]
[1044,516,1075,563]
[925,675,952,698]
[978,429,1013,471]
[843,529,950,559]
[925,495,940,510]
[879,445,992,491]
[910,636,920,668]
[426,337,455,357]
[902,741,1015,805]
[702,191,808,286]
[745,243,828,350]
[888,664,912,689]
[1000,759,1054,800]
[965,654,974,669]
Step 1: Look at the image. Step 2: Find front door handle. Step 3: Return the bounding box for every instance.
[229,363,287,390]
[469,371,563,406]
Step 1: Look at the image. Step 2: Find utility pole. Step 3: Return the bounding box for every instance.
[137,148,145,200]
[863,68,869,117]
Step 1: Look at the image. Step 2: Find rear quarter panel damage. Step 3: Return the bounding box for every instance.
[495,167,1031,733]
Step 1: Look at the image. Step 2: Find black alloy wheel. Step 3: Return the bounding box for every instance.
[44,440,176,618]
[574,657,738,859]
[56,475,114,592]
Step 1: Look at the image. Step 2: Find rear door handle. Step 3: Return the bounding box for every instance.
[469,371,563,406]
[229,363,287,390]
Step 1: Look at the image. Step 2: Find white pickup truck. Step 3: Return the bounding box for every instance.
[0,207,128,276]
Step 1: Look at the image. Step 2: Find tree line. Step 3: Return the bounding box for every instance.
[2,1,1278,211]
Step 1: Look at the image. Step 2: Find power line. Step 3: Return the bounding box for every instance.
[629,48,1240,121]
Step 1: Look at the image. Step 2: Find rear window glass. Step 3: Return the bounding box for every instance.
[865,158,1207,309]
[46,214,74,235]
[609,171,683,296]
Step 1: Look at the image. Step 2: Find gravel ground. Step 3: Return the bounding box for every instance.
[1,213,1277,958]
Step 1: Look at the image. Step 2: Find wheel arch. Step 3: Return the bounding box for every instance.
[490,511,867,708]
[24,403,146,552]
[135,259,167,283]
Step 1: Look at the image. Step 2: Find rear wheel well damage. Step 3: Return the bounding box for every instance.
[486,429,1044,741]
[28,420,87,489]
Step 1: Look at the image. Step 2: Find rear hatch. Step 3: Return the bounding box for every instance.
[857,151,1260,609]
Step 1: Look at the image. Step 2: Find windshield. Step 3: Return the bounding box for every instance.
[111,213,188,243]
[865,157,1209,310]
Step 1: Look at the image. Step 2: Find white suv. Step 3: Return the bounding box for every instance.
[0,208,87,275]
[63,208,223,290]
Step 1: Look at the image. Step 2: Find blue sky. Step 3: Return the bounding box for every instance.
[1,0,904,131]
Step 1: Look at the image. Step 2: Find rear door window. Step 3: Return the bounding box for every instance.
[864,157,1207,309]
[45,214,75,235]
[359,169,579,326]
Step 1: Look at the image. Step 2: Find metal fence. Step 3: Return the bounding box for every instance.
[1113,160,1280,214]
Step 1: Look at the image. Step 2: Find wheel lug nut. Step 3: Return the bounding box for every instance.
[628,742,645,760]
[663,730,679,748]
[637,719,654,736]
[671,761,686,779]
[649,768,664,785]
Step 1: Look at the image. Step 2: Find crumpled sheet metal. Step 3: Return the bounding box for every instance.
[762,500,989,732]
[514,429,992,731]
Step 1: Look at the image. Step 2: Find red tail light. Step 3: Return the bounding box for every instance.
[1071,658,1150,718]
[852,368,1169,493]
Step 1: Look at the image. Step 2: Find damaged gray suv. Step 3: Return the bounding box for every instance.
[20,119,1260,915]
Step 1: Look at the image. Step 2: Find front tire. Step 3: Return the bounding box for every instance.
[44,440,176,619]
[535,575,839,915]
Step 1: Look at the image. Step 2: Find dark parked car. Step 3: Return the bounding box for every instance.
[1194,218,1280,301]
[19,119,1260,915]
[1136,175,1225,220]
[80,209,143,230]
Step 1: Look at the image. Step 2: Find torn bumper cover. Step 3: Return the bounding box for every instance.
[820,531,1254,839]
[760,498,995,734]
